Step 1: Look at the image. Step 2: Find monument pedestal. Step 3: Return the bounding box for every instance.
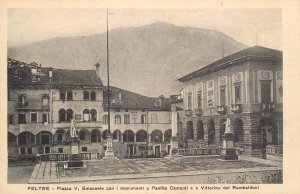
[103,134,118,160]
[64,137,84,169]
[220,133,238,161]
[170,136,179,156]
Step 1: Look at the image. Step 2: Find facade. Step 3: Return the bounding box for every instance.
[102,86,172,158]
[7,58,172,160]
[171,46,283,159]
[8,59,104,160]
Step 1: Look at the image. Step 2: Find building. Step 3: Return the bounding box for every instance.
[102,86,172,158]
[171,46,283,160]
[7,58,172,160]
[8,59,104,160]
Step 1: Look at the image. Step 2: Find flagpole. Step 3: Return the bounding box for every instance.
[106,9,111,135]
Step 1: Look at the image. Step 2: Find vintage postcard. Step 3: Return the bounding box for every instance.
[0,0,299,193]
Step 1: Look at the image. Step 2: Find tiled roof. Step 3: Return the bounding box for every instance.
[8,58,103,88]
[178,46,283,82]
[103,86,171,110]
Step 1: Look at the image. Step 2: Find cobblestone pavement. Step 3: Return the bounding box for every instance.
[29,156,281,184]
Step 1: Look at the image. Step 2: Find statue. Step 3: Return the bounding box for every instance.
[224,116,232,134]
[70,119,77,138]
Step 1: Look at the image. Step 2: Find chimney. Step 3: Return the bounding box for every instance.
[159,95,165,107]
[95,62,100,79]
[49,67,53,82]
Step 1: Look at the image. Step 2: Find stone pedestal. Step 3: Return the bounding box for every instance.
[220,133,238,160]
[170,136,179,156]
[65,137,84,169]
[103,134,118,160]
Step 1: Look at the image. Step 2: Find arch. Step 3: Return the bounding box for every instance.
[91,129,101,143]
[59,109,66,122]
[66,109,73,121]
[196,120,204,140]
[115,114,121,124]
[36,131,52,145]
[91,109,97,121]
[8,132,17,146]
[112,129,121,141]
[18,131,35,146]
[207,119,215,145]
[136,129,147,142]
[151,129,163,143]
[54,129,66,143]
[83,109,90,121]
[102,129,109,140]
[123,130,134,142]
[234,118,244,142]
[186,121,194,140]
[103,115,108,124]
[164,129,172,142]
[79,128,90,142]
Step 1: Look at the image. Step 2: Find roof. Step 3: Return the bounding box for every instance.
[103,86,171,111]
[8,58,103,88]
[178,46,283,82]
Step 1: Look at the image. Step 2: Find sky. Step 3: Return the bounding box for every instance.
[8,9,282,49]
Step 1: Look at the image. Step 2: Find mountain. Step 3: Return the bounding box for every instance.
[8,22,247,96]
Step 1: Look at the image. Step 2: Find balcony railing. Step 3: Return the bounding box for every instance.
[216,105,226,114]
[185,109,193,116]
[39,152,100,162]
[194,109,202,116]
[266,145,283,155]
[231,104,242,113]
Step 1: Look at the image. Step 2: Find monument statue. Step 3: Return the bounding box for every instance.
[70,119,77,138]
[224,117,232,134]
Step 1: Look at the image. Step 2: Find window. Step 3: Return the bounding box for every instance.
[235,85,241,103]
[187,92,192,110]
[84,91,90,100]
[261,80,271,104]
[197,91,202,109]
[115,115,121,124]
[220,87,226,106]
[67,91,73,101]
[18,114,26,124]
[59,109,66,122]
[31,112,37,123]
[45,147,50,154]
[141,114,147,124]
[66,109,73,121]
[81,147,87,152]
[9,115,14,125]
[20,148,26,155]
[83,109,90,122]
[42,95,49,107]
[90,91,96,101]
[103,115,108,124]
[27,147,32,155]
[91,109,97,121]
[42,114,48,123]
[57,133,63,142]
[58,148,63,153]
[60,91,66,101]
[18,94,26,107]
[41,134,50,145]
[124,114,130,124]
[75,114,81,120]
[151,114,157,124]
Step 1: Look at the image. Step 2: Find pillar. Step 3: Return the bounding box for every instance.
[134,133,136,143]
[121,133,123,143]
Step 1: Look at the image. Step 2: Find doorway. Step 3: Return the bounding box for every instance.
[154,145,160,157]
[128,145,134,157]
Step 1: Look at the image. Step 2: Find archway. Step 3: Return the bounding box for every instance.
[207,120,215,145]
[196,120,204,140]
[18,131,35,146]
[136,130,147,142]
[151,129,163,143]
[234,118,244,142]
[186,121,194,140]
[164,129,172,142]
[123,130,134,142]
[91,129,101,143]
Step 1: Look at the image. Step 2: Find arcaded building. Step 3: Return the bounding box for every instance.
[171,46,283,159]
[8,59,104,160]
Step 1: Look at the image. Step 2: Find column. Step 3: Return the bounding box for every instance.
[134,133,136,143]
[121,133,123,143]
[162,133,165,143]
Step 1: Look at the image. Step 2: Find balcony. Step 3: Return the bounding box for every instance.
[216,105,226,114]
[185,109,193,116]
[231,104,242,113]
[194,109,202,116]
[262,103,276,117]
[17,102,29,109]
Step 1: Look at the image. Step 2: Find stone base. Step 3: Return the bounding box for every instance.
[103,150,118,160]
[64,154,84,169]
[220,148,238,160]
